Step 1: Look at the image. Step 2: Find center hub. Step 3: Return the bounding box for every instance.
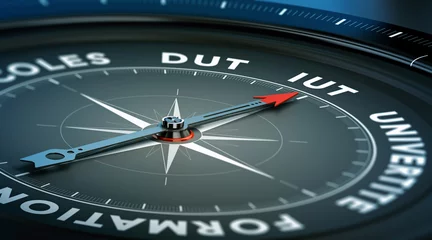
[162,116,185,130]
[155,116,193,142]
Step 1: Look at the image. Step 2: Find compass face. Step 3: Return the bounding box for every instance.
[0,23,430,240]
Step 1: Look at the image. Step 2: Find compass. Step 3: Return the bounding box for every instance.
[0,1,430,239]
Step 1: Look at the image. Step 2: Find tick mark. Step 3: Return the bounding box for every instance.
[319,105,329,108]
[176,89,179,95]
[335,19,346,25]
[62,85,78,93]
[41,183,51,188]
[15,172,30,177]
[105,199,111,204]
[103,70,109,76]
[335,115,347,118]
[276,87,283,91]
[289,140,308,144]
[214,205,220,212]
[164,69,167,74]
[179,205,183,212]
[250,80,256,84]
[296,96,308,100]
[133,69,137,74]
[354,138,367,141]
[278,197,289,204]
[389,31,403,38]
[279,8,287,16]
[223,75,227,79]
[164,177,167,186]
[75,74,82,79]
[326,182,339,188]
[348,127,360,130]
[37,124,57,127]
[6,93,16,98]
[25,85,35,90]
[280,180,298,189]
[71,192,79,197]
[194,71,197,76]
[356,150,369,154]
[142,203,147,209]
[301,189,317,197]
[342,172,355,178]
[39,0,49,6]
[0,162,8,165]
[352,161,366,166]
[220,1,227,9]
[248,202,256,209]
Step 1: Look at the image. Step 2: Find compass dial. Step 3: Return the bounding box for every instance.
[0,21,430,240]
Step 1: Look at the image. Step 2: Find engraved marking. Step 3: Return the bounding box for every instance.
[105,199,111,204]
[250,80,256,84]
[37,124,57,127]
[276,87,283,91]
[343,172,355,178]
[39,0,49,6]
[356,150,369,154]
[335,19,346,25]
[62,85,78,93]
[287,72,308,82]
[133,69,137,74]
[319,105,329,108]
[15,172,30,177]
[214,205,220,212]
[326,182,339,188]
[71,192,79,197]
[223,75,227,79]
[41,183,51,188]
[220,1,227,9]
[103,70,109,76]
[335,115,347,118]
[280,180,298,189]
[352,161,366,166]
[302,189,317,197]
[248,202,256,209]
[75,74,82,79]
[142,203,147,209]
[389,31,403,38]
[410,55,428,67]
[25,85,35,90]
[179,205,183,212]
[278,197,289,204]
[279,8,287,16]
[6,93,16,98]
[289,140,308,144]
[296,95,308,100]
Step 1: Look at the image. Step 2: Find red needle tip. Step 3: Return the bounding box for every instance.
[253,92,299,107]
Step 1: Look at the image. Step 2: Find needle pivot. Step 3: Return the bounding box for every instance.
[162,116,185,130]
